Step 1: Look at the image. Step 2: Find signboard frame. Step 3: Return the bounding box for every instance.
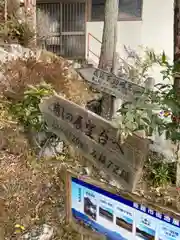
[65,168,180,240]
[65,167,106,240]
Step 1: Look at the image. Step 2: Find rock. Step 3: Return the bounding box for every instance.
[42,136,64,157]
[40,145,56,158]
[39,140,64,158]
[4,44,36,59]
[22,224,53,240]
[30,131,64,158]
[55,141,64,153]
[0,44,36,64]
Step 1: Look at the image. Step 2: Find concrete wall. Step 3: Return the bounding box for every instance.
[86,0,174,84]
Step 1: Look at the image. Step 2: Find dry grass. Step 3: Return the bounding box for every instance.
[0,51,97,239]
[0,119,82,239]
[0,152,79,239]
[0,50,96,105]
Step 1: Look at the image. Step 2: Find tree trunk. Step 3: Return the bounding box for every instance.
[25,0,37,49]
[174,0,180,94]
[98,0,119,120]
[174,0,180,190]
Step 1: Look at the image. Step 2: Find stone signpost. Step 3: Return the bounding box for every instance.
[77,67,145,100]
[39,94,149,192]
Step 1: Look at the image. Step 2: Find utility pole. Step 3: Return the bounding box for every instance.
[98,0,119,120]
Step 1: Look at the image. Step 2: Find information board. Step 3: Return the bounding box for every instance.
[68,176,180,240]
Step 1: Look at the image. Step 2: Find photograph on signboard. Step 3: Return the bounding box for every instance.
[99,206,114,222]
[76,67,145,101]
[115,205,133,233]
[158,223,179,240]
[67,173,180,240]
[99,198,114,223]
[135,214,156,240]
[84,191,97,221]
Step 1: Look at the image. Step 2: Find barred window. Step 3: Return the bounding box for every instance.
[91,0,143,21]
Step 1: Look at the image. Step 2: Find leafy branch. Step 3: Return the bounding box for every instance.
[9,82,54,131]
[116,52,180,142]
[115,51,180,188]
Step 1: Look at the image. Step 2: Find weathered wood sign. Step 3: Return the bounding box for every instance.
[65,169,180,240]
[39,95,149,192]
[77,67,145,100]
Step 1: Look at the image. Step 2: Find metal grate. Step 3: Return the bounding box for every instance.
[91,0,142,21]
[37,1,86,59]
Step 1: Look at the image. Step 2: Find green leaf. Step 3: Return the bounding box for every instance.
[165,130,171,140]
[171,131,180,141]
[125,121,134,129]
[126,112,134,122]
[141,117,151,125]
[162,51,166,63]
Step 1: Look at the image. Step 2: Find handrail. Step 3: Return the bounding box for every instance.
[87,33,102,60]
[88,33,102,44]
[88,49,100,59]
[87,33,143,73]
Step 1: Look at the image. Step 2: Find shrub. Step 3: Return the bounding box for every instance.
[0,18,34,46]
[0,54,71,101]
[144,152,176,187]
[9,82,54,131]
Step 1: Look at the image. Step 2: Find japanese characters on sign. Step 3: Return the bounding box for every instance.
[42,95,148,167]
[67,173,180,240]
[42,113,134,190]
[39,95,149,191]
[77,67,145,100]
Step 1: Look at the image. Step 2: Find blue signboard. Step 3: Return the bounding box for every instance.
[71,177,180,240]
